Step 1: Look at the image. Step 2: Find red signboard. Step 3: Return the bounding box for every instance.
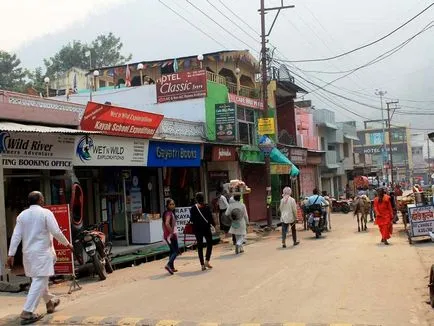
[156,70,207,103]
[228,93,264,110]
[45,204,74,275]
[80,102,164,138]
[212,146,237,161]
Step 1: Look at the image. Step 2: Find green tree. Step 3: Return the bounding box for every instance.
[44,33,132,77]
[0,51,26,91]
[25,67,46,95]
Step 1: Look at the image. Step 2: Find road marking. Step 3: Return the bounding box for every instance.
[117,317,147,325]
[82,316,107,324]
[49,315,73,324]
[156,320,181,326]
[283,323,306,326]
[330,324,353,326]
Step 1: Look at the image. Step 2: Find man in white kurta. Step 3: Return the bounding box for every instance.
[7,191,73,324]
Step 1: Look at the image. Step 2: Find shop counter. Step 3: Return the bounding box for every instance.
[131,219,163,244]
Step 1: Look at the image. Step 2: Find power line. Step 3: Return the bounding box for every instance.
[217,0,260,37]
[282,2,434,62]
[186,0,259,55]
[158,0,227,49]
[206,0,259,44]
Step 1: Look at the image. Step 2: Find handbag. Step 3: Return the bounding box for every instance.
[184,223,194,235]
[195,204,216,233]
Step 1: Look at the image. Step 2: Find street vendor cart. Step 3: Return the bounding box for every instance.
[406,202,434,244]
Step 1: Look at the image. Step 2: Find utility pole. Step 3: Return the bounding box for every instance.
[428,135,431,182]
[375,89,387,183]
[386,100,399,186]
[259,0,294,227]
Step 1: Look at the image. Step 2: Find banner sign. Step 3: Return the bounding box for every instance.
[353,143,406,155]
[212,146,237,161]
[215,103,236,141]
[174,207,196,243]
[408,204,434,237]
[147,141,201,167]
[271,164,291,175]
[0,131,74,170]
[80,102,163,138]
[258,118,275,135]
[45,204,74,275]
[74,135,148,166]
[156,70,207,103]
[228,94,263,110]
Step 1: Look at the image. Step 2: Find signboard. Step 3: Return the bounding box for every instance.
[369,132,384,145]
[212,146,236,161]
[80,102,163,138]
[45,205,74,275]
[228,93,264,110]
[74,135,148,166]
[215,103,236,141]
[278,145,307,165]
[0,131,74,170]
[408,204,434,237]
[258,118,275,135]
[156,70,207,103]
[353,143,406,155]
[174,207,196,242]
[271,164,291,175]
[147,141,201,167]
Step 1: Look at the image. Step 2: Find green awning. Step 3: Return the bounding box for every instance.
[270,147,299,176]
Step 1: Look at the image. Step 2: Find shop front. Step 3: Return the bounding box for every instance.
[73,134,160,246]
[205,145,240,201]
[0,127,91,274]
[301,151,323,196]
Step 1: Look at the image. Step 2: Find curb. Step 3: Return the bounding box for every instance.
[0,315,381,326]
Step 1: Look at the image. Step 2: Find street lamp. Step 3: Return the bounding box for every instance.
[44,77,50,97]
[93,70,100,91]
[137,63,144,85]
[197,54,204,69]
[235,67,241,95]
[375,89,387,183]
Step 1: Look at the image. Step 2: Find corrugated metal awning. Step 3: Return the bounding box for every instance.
[322,122,339,130]
[0,122,100,134]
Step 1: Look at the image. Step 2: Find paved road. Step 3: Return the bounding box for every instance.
[0,213,433,326]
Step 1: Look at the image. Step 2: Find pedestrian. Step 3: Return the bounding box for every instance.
[162,198,179,275]
[367,185,377,222]
[373,187,394,245]
[190,192,215,271]
[217,190,236,245]
[279,187,300,248]
[6,191,74,325]
[321,190,331,231]
[225,194,249,254]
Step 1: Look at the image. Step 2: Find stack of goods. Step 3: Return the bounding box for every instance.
[228,179,251,195]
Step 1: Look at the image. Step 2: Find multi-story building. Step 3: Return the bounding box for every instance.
[354,120,413,184]
[411,133,434,185]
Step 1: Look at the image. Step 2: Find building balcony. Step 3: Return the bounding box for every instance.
[206,71,260,99]
[325,150,338,168]
[297,134,319,150]
[328,129,344,144]
[313,109,337,128]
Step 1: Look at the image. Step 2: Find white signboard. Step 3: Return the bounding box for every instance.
[174,207,196,243]
[0,131,74,169]
[408,204,434,237]
[73,135,148,166]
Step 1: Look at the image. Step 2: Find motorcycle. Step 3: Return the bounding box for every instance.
[73,223,113,281]
[331,198,351,214]
[308,209,326,238]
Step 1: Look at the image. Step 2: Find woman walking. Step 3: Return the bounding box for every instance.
[162,198,179,275]
[225,195,249,254]
[190,192,215,271]
[280,187,300,248]
[373,187,393,245]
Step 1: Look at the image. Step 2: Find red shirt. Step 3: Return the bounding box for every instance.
[162,210,177,240]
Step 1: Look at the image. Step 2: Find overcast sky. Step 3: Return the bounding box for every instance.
[2,0,433,132]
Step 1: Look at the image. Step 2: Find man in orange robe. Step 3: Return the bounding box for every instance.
[373,187,393,245]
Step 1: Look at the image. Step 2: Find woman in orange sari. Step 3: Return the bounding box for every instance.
[374,188,394,245]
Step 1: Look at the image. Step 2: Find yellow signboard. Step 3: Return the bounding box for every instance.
[258,118,275,135]
[270,164,291,175]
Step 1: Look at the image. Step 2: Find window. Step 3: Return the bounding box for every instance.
[237,107,256,145]
[344,143,350,158]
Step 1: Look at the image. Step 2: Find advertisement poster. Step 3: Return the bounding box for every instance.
[80,102,163,138]
[215,103,236,141]
[45,205,74,275]
[156,70,207,103]
[258,118,276,135]
[408,205,434,237]
[174,207,196,243]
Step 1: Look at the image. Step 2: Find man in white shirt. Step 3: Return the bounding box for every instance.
[7,191,74,324]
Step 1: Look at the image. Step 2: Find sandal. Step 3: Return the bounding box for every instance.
[20,313,45,325]
[46,298,60,314]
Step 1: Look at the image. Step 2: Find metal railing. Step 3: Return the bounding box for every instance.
[206,71,260,99]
